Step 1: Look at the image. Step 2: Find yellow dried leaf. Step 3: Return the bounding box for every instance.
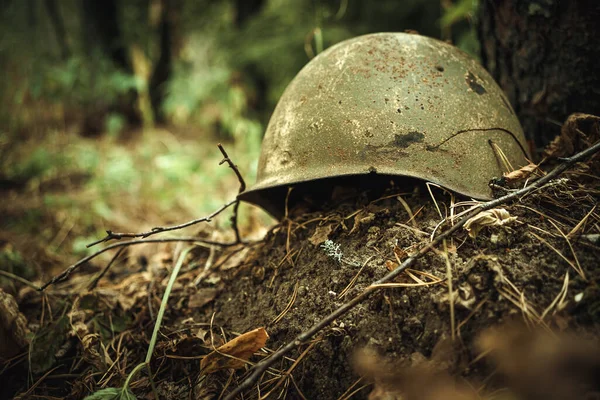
[503,163,542,183]
[385,260,399,271]
[200,327,269,374]
[393,246,407,261]
[464,209,517,238]
[309,224,333,245]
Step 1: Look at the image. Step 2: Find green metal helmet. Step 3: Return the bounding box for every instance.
[239,32,529,216]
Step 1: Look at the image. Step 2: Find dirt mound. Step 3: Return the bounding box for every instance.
[212,176,600,398]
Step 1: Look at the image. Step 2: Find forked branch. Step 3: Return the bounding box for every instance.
[39,237,239,291]
[86,200,237,247]
[87,144,246,248]
[218,143,246,243]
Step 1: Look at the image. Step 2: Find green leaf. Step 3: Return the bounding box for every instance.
[83,388,120,400]
[440,0,477,28]
[83,387,137,400]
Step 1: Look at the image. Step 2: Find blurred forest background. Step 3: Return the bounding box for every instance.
[0,0,478,275]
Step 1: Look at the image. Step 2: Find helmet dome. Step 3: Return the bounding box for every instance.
[239,33,529,216]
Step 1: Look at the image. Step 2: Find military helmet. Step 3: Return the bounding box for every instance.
[239,33,529,217]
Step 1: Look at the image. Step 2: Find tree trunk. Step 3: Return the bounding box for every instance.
[478,0,600,150]
[149,0,181,124]
[44,0,70,60]
[81,0,128,70]
[80,0,141,134]
[234,0,264,27]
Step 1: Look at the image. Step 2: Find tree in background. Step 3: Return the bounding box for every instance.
[478,0,600,148]
[80,0,142,134]
[0,0,476,138]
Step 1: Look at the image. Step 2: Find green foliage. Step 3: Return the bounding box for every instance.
[0,0,484,260]
[528,1,553,17]
[45,56,143,106]
[440,0,480,58]
[440,0,478,28]
[0,248,27,274]
[164,0,446,150]
[3,126,248,259]
[2,134,100,190]
[72,234,106,257]
[83,387,136,400]
[106,113,127,138]
[7,148,67,182]
[0,246,36,289]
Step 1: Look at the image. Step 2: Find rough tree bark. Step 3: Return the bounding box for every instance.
[478,0,600,150]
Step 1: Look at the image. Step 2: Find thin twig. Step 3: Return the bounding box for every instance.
[218,143,246,194]
[426,127,529,158]
[259,339,319,398]
[218,143,246,244]
[39,237,239,291]
[0,269,41,290]
[86,199,237,247]
[87,144,246,248]
[223,139,600,400]
[87,246,127,290]
[443,239,456,341]
[338,256,374,299]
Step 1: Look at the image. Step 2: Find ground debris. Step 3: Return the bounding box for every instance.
[200,327,269,374]
[463,208,518,238]
[2,155,600,400]
[212,168,600,398]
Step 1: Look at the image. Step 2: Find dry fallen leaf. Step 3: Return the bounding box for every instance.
[112,272,153,311]
[393,245,408,261]
[81,333,111,372]
[349,211,376,235]
[188,288,219,309]
[200,327,269,374]
[464,208,517,238]
[127,242,174,275]
[503,162,543,183]
[309,224,333,246]
[385,260,399,271]
[217,246,250,270]
[544,113,600,158]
